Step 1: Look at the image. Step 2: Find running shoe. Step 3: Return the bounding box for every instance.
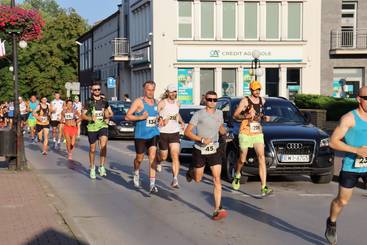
[149,185,158,194]
[261,186,273,197]
[186,169,193,183]
[133,173,140,188]
[34,137,38,143]
[171,178,179,189]
[98,166,107,177]
[156,164,162,173]
[90,168,96,179]
[41,151,47,155]
[232,174,241,190]
[212,207,228,221]
[53,142,57,150]
[325,217,337,244]
[63,139,66,144]
[67,153,72,160]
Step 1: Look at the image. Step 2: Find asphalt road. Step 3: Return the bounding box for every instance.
[25,136,367,245]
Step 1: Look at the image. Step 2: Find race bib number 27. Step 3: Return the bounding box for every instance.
[355,157,367,168]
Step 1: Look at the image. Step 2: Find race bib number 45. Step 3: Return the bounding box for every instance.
[201,143,217,155]
[146,116,157,127]
[355,157,367,168]
[249,122,261,133]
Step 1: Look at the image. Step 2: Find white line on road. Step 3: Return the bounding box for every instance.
[298,194,334,197]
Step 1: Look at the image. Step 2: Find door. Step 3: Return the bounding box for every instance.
[266,68,279,97]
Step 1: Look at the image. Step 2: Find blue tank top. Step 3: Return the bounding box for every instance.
[28,101,39,120]
[342,110,367,173]
[134,98,160,139]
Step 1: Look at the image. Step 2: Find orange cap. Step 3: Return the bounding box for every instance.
[249,80,262,90]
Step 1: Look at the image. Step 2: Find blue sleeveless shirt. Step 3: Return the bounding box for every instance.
[134,98,160,139]
[342,110,367,173]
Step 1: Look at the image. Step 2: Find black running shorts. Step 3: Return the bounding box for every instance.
[339,171,367,188]
[135,136,159,154]
[159,132,180,150]
[192,147,222,168]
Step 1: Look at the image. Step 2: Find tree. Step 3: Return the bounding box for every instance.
[0,0,88,101]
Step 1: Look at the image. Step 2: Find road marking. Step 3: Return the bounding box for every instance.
[298,194,334,197]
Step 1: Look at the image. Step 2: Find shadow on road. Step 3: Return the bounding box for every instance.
[202,191,326,245]
[26,228,88,245]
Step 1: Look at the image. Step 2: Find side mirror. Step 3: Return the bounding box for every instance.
[303,111,312,124]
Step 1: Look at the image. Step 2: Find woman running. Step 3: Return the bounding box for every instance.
[33,97,51,155]
[61,99,81,160]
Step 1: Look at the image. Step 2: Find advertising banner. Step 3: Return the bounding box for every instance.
[178,68,193,105]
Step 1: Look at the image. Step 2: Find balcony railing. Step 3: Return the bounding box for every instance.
[330,29,367,54]
[112,38,129,61]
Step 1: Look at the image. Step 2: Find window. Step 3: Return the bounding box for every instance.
[244,2,258,39]
[223,2,236,39]
[222,69,236,97]
[200,69,215,97]
[287,68,301,101]
[178,1,193,38]
[266,2,280,39]
[201,2,215,39]
[288,2,301,39]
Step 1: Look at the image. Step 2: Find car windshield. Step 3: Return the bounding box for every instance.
[263,103,305,124]
[110,102,130,116]
[180,108,202,123]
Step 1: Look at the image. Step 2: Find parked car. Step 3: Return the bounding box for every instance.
[81,101,134,139]
[218,96,334,184]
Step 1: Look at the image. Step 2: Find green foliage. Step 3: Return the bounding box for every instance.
[0,0,88,101]
[295,94,359,121]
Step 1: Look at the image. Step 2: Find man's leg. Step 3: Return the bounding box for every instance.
[192,166,205,183]
[89,143,97,169]
[98,135,108,176]
[210,164,222,211]
[232,147,248,190]
[58,123,64,143]
[330,186,353,222]
[253,143,267,188]
[169,143,181,187]
[43,129,49,153]
[148,145,158,192]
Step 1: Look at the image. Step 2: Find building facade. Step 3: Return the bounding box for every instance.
[321,0,367,98]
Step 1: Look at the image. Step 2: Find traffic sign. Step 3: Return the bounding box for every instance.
[107,77,116,89]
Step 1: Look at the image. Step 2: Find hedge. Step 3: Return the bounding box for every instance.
[294,94,359,121]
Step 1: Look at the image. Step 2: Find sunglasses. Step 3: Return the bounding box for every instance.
[359,95,367,100]
[93,88,101,92]
[206,98,218,102]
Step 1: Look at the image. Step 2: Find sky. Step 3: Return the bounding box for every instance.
[19,0,122,25]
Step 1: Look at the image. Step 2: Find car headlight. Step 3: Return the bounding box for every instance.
[320,138,329,147]
[108,121,116,126]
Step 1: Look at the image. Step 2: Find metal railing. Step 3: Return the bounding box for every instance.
[331,29,367,50]
[112,38,129,56]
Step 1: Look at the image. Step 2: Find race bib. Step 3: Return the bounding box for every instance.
[354,157,367,168]
[64,113,74,120]
[9,106,14,111]
[40,116,48,123]
[200,143,217,155]
[51,113,61,121]
[249,122,261,133]
[146,116,157,127]
[94,110,104,120]
[169,114,178,121]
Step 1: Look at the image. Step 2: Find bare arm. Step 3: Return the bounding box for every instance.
[104,106,114,119]
[184,123,203,143]
[233,98,252,120]
[219,124,227,136]
[33,105,40,118]
[125,99,147,121]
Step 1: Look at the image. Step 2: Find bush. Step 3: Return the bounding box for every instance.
[295,94,358,121]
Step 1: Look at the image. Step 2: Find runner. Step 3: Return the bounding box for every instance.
[157,83,185,188]
[325,86,367,245]
[184,91,228,220]
[126,80,160,193]
[33,97,51,155]
[61,99,81,160]
[19,96,28,133]
[81,82,113,179]
[7,101,14,129]
[28,95,39,143]
[232,80,273,197]
[50,92,64,149]
[73,95,83,138]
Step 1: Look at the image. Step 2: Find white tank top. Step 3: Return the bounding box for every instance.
[159,99,180,134]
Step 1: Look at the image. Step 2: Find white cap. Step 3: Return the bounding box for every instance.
[166,83,178,92]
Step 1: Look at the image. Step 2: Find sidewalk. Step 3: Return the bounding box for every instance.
[0,159,86,245]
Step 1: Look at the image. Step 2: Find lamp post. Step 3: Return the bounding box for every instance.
[251,50,263,81]
[10,0,27,170]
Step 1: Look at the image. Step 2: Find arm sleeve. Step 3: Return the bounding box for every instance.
[189,111,199,127]
[218,110,224,124]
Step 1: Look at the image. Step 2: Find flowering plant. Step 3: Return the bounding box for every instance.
[0,5,44,41]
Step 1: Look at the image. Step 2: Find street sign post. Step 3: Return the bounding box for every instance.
[107,77,117,100]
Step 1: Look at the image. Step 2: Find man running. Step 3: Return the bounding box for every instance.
[7,101,14,129]
[82,82,113,179]
[325,86,367,245]
[19,96,28,133]
[50,92,64,149]
[157,83,185,188]
[232,81,273,197]
[126,80,160,193]
[28,95,39,143]
[184,91,228,220]
[33,97,51,155]
[73,95,83,138]
[62,99,81,160]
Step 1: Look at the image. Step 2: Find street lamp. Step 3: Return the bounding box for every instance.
[250,49,263,80]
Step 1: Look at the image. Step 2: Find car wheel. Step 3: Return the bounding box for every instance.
[310,173,333,184]
[224,147,248,184]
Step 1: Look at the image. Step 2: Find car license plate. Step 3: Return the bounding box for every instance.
[120,128,134,132]
[280,155,310,163]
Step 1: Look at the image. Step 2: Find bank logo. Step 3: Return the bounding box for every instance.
[209,50,220,58]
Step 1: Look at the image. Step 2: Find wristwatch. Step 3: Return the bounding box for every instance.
[200,137,205,144]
